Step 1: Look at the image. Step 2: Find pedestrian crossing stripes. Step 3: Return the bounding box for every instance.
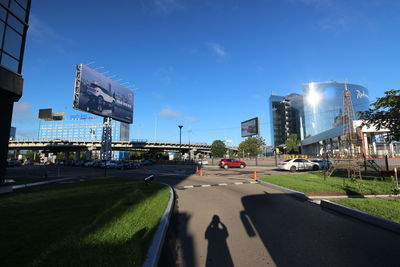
[175,181,258,190]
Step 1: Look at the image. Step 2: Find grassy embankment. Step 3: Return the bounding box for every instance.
[260,172,396,196]
[333,198,400,223]
[0,177,170,266]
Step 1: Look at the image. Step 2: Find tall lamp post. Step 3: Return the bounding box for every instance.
[178,125,183,160]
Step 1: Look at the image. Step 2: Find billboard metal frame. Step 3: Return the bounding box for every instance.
[241,117,260,137]
[73,64,82,110]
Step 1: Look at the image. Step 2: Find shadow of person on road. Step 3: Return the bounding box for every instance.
[205,215,233,267]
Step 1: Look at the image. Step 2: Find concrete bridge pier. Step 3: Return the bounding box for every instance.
[86,150,92,160]
[74,151,80,161]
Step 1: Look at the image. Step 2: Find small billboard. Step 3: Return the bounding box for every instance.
[38,108,52,120]
[241,117,259,137]
[73,64,134,124]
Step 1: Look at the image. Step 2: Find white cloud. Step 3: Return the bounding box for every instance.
[28,14,75,51]
[286,0,334,8]
[12,102,36,124]
[13,102,31,116]
[206,42,227,57]
[186,117,199,123]
[153,0,183,14]
[155,66,174,85]
[319,16,350,32]
[159,108,181,120]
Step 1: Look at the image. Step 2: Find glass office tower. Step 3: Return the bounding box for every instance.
[269,93,304,148]
[302,81,370,138]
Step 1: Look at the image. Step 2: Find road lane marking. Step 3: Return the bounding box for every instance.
[175,181,259,190]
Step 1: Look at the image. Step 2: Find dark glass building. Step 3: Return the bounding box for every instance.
[0,0,31,184]
[0,0,30,74]
[269,93,304,148]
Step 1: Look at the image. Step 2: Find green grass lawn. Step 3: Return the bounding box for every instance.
[332,198,400,223]
[260,172,396,195]
[0,177,170,267]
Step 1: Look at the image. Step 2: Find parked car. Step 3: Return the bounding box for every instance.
[219,159,246,169]
[278,158,320,172]
[73,160,84,166]
[311,159,332,170]
[23,160,35,166]
[105,161,119,168]
[126,161,140,169]
[84,160,95,167]
[92,160,104,167]
[140,159,153,166]
[7,159,21,167]
[196,159,209,165]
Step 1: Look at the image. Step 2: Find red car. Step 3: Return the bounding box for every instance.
[219,159,246,169]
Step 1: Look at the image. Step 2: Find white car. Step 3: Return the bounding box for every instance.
[278,158,320,172]
[87,83,115,112]
[311,160,332,170]
[196,159,208,165]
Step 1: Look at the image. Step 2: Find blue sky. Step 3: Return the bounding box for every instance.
[11,0,400,146]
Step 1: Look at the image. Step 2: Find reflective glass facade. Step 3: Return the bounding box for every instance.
[303,82,370,138]
[0,0,30,74]
[38,115,129,142]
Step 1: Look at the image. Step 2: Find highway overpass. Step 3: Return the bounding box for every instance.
[8,139,214,154]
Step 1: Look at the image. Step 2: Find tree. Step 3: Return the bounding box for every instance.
[238,136,265,157]
[211,140,227,157]
[285,134,300,154]
[359,89,400,141]
[227,148,237,158]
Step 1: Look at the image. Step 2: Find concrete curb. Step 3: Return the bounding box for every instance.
[143,182,175,267]
[12,177,81,190]
[309,194,400,200]
[0,177,81,194]
[320,200,400,234]
[258,180,309,201]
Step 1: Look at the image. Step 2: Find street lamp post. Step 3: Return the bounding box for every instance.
[178,125,183,160]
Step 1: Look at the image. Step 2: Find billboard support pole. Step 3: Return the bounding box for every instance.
[100,117,112,161]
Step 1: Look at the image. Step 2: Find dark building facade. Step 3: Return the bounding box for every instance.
[0,0,31,184]
[9,126,16,140]
[269,93,304,148]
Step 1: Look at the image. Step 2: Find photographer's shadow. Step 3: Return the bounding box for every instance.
[204,215,234,267]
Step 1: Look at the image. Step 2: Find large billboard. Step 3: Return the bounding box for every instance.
[73,64,134,124]
[241,117,260,137]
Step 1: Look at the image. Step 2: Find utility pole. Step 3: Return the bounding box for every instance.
[178,125,183,160]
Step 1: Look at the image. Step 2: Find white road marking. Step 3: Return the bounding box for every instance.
[175,180,259,190]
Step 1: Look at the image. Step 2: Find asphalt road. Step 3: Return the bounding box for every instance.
[156,166,400,267]
[6,165,400,266]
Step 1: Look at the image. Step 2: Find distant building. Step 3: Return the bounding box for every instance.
[38,113,130,159]
[269,93,304,148]
[9,126,16,140]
